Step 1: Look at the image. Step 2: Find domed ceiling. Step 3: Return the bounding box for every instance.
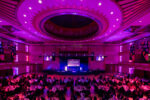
[0,0,150,43]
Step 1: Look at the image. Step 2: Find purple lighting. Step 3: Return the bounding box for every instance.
[96,56,104,61]
[13,67,19,76]
[129,68,134,75]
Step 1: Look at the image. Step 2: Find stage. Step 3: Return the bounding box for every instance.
[43,70,105,75]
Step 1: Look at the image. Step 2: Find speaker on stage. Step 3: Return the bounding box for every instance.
[91,52,94,61]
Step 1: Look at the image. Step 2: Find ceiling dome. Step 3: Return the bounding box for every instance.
[41,14,100,41]
[17,0,122,42]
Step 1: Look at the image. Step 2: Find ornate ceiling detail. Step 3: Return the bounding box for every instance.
[17,0,122,42]
[116,0,150,25]
[0,0,149,43]
[0,0,21,25]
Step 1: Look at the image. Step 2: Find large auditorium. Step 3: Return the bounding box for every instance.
[0,0,150,100]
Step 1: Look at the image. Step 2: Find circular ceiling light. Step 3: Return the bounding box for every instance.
[116,18,119,21]
[28,7,32,10]
[23,14,27,17]
[98,2,102,6]
[38,0,42,4]
[110,11,114,15]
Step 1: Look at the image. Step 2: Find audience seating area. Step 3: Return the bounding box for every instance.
[0,73,150,100]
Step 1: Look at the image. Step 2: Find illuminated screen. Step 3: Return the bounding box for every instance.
[67,59,80,66]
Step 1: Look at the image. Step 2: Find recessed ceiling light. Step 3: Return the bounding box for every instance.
[38,0,42,4]
[116,18,119,21]
[113,25,116,28]
[24,21,27,24]
[80,0,83,1]
[28,7,32,10]
[110,11,114,15]
[139,20,142,23]
[23,14,27,17]
[98,2,102,6]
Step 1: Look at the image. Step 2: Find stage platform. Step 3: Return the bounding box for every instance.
[43,70,105,75]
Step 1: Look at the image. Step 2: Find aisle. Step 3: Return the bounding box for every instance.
[65,87,71,100]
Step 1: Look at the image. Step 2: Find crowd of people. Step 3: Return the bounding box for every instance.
[0,73,150,100]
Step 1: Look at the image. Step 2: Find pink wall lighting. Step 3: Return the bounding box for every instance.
[120,45,123,52]
[119,66,122,73]
[26,66,30,73]
[15,55,18,62]
[26,55,29,62]
[129,67,134,75]
[119,56,122,62]
[16,43,18,51]
[25,45,29,52]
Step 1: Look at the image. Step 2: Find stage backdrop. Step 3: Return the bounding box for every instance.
[59,56,88,71]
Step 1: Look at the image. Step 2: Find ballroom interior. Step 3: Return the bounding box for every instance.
[0,0,150,100]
